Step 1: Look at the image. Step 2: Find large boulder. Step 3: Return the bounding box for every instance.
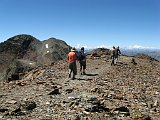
[87,48,110,59]
[6,59,38,81]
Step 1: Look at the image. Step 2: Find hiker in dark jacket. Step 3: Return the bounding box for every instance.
[115,46,121,61]
[78,47,86,75]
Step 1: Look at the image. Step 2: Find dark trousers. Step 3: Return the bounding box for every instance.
[69,62,77,79]
[79,60,86,72]
[111,55,115,65]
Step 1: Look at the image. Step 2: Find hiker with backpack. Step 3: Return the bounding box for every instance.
[67,47,77,80]
[115,46,121,61]
[110,46,116,66]
[78,47,86,75]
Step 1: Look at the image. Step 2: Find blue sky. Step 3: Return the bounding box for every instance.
[0,0,160,49]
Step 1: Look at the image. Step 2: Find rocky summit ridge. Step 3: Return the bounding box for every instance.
[0,34,70,81]
[0,42,160,120]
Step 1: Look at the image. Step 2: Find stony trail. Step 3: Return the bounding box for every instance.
[0,56,160,120]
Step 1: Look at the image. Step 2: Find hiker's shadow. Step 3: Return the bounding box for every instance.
[85,73,98,76]
[77,73,98,80]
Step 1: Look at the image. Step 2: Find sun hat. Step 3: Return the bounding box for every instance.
[71,47,76,52]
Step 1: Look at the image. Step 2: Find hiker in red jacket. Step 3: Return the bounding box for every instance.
[67,47,77,80]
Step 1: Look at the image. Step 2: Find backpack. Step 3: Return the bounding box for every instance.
[77,51,85,60]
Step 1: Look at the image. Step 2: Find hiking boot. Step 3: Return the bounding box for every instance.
[69,74,71,78]
[111,63,114,66]
[71,78,75,80]
[71,77,75,80]
[71,74,76,80]
[83,72,86,75]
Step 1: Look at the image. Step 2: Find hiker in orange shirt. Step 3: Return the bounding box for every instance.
[67,47,77,80]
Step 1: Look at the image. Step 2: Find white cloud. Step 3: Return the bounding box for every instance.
[75,44,156,50]
[75,44,81,49]
[75,44,89,49]
[127,45,155,49]
[75,44,114,49]
[128,45,143,49]
[97,45,112,49]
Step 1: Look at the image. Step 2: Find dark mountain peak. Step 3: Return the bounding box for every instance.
[0,34,40,54]
[0,34,70,81]
[7,34,37,41]
[47,37,64,42]
[47,37,57,40]
[43,38,69,49]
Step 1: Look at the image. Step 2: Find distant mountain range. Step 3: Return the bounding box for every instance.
[121,48,160,61]
[85,48,160,61]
